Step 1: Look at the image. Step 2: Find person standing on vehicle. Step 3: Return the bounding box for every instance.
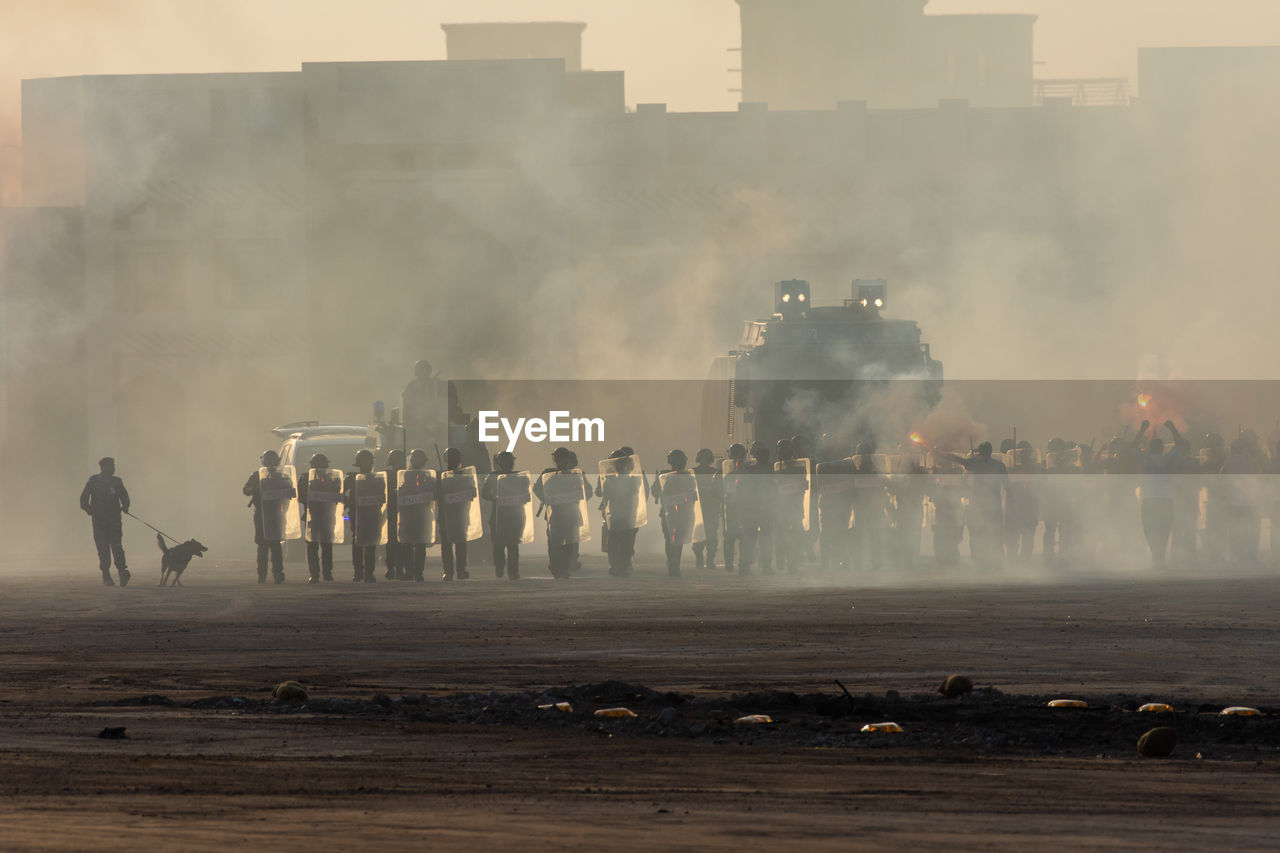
[242,449,288,584]
[80,456,131,587]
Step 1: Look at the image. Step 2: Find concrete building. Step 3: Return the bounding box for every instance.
[735,0,1036,109]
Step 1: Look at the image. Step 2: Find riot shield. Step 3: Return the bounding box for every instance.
[773,458,811,532]
[598,455,648,531]
[259,464,300,542]
[440,466,483,543]
[396,468,438,546]
[540,468,591,545]
[493,471,535,545]
[658,469,705,545]
[352,471,388,546]
[721,458,748,536]
[305,468,345,544]
[1003,448,1042,483]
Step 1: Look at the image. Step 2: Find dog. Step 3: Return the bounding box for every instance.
[157,533,208,586]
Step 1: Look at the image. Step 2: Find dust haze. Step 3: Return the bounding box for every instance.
[1,1,1279,575]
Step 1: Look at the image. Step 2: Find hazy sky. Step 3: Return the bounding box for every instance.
[3,0,1280,199]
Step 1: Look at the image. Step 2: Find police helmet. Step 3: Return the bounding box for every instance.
[354,448,374,468]
[552,446,573,461]
[261,449,281,466]
[385,449,406,468]
[977,441,993,458]
[855,442,873,456]
[749,440,768,457]
[408,448,428,468]
[310,453,330,468]
[667,448,688,466]
[999,438,1016,454]
[494,450,515,470]
[728,442,747,460]
[695,448,715,466]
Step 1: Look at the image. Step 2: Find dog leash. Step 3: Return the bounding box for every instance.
[124,511,184,545]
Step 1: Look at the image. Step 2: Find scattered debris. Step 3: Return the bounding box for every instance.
[1048,699,1088,709]
[658,707,679,726]
[734,714,773,725]
[594,707,638,719]
[538,702,573,713]
[97,726,128,740]
[860,722,903,733]
[272,681,308,702]
[1137,727,1177,757]
[1138,703,1174,713]
[1220,706,1262,717]
[938,675,974,698]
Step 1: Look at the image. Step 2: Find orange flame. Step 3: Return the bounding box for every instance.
[910,432,923,444]
[1137,394,1150,409]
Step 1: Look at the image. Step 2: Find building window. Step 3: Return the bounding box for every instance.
[115,240,185,312]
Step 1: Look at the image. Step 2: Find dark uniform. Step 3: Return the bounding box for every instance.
[383,450,406,579]
[741,443,775,574]
[242,451,287,584]
[80,458,130,586]
[437,447,474,581]
[534,448,589,579]
[691,450,722,569]
[298,456,339,583]
[480,452,530,581]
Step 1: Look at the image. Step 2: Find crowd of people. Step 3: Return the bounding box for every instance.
[78,418,1280,586]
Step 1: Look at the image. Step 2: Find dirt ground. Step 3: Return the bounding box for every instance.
[0,554,1278,850]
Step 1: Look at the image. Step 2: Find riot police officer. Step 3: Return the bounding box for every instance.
[653,449,701,577]
[242,449,287,584]
[742,441,775,574]
[721,443,750,574]
[772,439,808,574]
[480,450,532,581]
[298,453,340,583]
[534,447,589,579]
[379,449,405,579]
[347,449,384,583]
[691,449,722,569]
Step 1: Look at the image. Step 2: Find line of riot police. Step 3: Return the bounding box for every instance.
[246,423,1280,583]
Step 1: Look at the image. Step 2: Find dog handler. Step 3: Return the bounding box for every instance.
[80,456,131,586]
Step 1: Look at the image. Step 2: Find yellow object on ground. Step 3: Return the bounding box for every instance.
[860,722,903,733]
[538,702,573,712]
[1137,703,1174,713]
[1220,706,1262,717]
[1047,699,1088,708]
[593,707,638,718]
[734,714,773,724]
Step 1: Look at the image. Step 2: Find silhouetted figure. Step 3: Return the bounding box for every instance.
[597,449,646,578]
[815,436,853,571]
[942,442,1007,568]
[691,449,722,569]
[721,443,750,573]
[1133,419,1181,569]
[535,447,589,579]
[397,449,437,583]
[347,448,385,583]
[653,449,702,578]
[850,443,888,572]
[772,439,808,574]
[437,446,477,580]
[299,453,342,583]
[481,450,532,581]
[243,449,289,584]
[741,442,775,575]
[383,449,406,579]
[80,456,130,587]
